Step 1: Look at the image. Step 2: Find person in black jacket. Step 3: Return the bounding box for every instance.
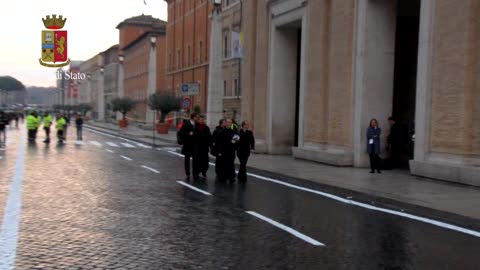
[237,121,255,182]
[211,119,225,180]
[192,115,212,180]
[0,111,8,147]
[75,114,84,141]
[177,113,199,180]
[217,119,239,182]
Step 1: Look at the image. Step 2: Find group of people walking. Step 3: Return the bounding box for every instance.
[177,113,255,182]
[26,111,84,143]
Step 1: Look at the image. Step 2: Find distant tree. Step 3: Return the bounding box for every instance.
[148,92,181,123]
[0,76,26,91]
[76,103,93,116]
[110,97,135,120]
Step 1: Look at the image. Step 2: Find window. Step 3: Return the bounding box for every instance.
[234,79,238,96]
[224,81,227,96]
[224,34,228,59]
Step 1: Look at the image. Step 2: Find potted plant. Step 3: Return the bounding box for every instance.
[148,92,181,134]
[111,97,135,128]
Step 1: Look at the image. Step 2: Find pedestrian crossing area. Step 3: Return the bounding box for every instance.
[72,140,153,149]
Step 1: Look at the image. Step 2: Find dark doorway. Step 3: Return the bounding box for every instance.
[294,28,302,147]
[390,0,420,169]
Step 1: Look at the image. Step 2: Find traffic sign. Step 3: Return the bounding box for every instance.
[181,83,200,96]
[182,97,192,109]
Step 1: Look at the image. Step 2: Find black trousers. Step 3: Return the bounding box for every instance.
[218,154,236,180]
[237,154,249,181]
[44,127,50,141]
[28,129,36,141]
[193,151,209,176]
[76,126,83,140]
[57,130,64,141]
[369,153,381,171]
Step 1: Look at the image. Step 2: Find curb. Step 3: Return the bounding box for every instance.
[84,124,178,146]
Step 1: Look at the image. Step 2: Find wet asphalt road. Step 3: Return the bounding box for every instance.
[0,125,479,270]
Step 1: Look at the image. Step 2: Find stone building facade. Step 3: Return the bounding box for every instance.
[241,0,480,186]
[117,15,167,122]
[78,54,103,119]
[221,0,242,121]
[165,0,212,113]
[102,45,119,122]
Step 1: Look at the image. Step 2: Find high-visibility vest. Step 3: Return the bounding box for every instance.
[35,116,41,128]
[43,115,52,128]
[26,115,37,130]
[56,118,66,131]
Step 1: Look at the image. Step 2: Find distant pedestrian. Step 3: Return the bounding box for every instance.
[75,115,84,140]
[0,111,8,147]
[43,112,53,143]
[211,119,226,179]
[217,119,239,182]
[56,114,67,143]
[64,114,70,141]
[367,119,382,174]
[177,113,199,180]
[237,121,255,182]
[26,111,37,142]
[34,112,41,140]
[14,113,19,128]
[193,115,212,180]
[386,116,403,169]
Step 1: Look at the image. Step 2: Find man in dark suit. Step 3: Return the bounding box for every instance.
[177,113,199,180]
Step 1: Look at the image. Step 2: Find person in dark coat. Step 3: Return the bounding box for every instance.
[367,118,382,174]
[192,115,212,180]
[211,119,225,179]
[75,114,84,141]
[387,116,403,169]
[177,113,199,180]
[217,119,239,182]
[237,121,255,182]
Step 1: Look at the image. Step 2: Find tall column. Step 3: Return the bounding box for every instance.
[117,58,125,120]
[97,70,105,121]
[206,7,223,128]
[146,38,157,124]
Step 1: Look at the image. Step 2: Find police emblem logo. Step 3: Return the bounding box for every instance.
[39,14,71,67]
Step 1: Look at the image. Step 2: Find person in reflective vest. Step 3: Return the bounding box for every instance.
[34,113,41,139]
[43,112,53,143]
[56,114,67,143]
[26,111,37,142]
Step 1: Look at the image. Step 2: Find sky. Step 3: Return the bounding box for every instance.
[0,0,168,88]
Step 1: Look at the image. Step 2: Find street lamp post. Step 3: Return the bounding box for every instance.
[98,67,105,121]
[206,0,223,128]
[146,35,157,127]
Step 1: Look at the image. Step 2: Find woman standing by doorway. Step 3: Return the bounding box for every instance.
[367,119,382,174]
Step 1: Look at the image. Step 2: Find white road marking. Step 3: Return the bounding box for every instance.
[74,140,85,145]
[0,131,25,268]
[176,181,212,196]
[121,155,132,161]
[106,149,115,153]
[246,211,325,246]
[0,156,2,160]
[167,150,185,158]
[141,165,160,174]
[89,141,102,147]
[105,142,119,147]
[164,150,480,238]
[121,143,135,148]
[136,143,152,149]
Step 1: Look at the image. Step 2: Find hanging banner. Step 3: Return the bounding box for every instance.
[231,31,243,59]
